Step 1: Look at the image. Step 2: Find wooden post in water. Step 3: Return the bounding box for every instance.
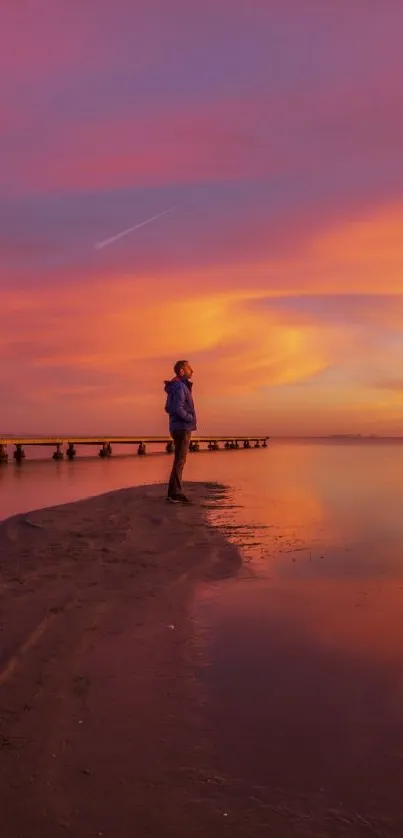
[52,443,64,460]
[66,443,76,459]
[14,444,25,462]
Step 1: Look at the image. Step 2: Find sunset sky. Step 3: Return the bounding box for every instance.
[2,1,403,436]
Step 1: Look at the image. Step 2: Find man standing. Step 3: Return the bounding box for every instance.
[164,360,197,504]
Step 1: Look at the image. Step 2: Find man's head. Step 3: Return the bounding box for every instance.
[174,360,193,379]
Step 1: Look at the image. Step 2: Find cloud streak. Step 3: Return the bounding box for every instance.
[94,206,176,250]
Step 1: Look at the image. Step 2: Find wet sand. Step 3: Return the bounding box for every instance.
[0,482,242,837]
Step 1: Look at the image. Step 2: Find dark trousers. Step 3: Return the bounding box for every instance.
[168,431,191,497]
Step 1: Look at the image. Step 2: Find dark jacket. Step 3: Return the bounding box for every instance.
[164,377,197,433]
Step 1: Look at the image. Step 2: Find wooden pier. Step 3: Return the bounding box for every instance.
[0,435,269,463]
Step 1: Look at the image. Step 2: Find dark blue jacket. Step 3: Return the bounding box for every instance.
[164,377,197,432]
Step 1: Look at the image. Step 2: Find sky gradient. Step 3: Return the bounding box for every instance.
[2,1,403,435]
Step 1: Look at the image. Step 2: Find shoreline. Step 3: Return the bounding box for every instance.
[0,481,242,837]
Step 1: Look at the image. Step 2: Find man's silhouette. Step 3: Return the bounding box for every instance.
[164,360,196,504]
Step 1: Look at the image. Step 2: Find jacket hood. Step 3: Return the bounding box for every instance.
[163,377,192,393]
[163,378,176,394]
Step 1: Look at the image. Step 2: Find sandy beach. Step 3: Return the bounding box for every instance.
[0,481,243,837]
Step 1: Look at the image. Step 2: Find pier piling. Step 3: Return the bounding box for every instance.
[99,443,112,458]
[14,444,25,463]
[52,443,64,461]
[66,443,76,460]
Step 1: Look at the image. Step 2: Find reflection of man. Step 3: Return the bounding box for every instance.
[164,360,197,504]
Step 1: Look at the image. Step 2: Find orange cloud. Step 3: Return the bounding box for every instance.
[308,203,403,292]
[1,284,331,381]
[222,202,403,298]
[0,281,336,432]
[2,203,403,434]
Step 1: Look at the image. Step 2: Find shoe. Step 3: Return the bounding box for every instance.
[165,494,192,505]
[177,493,192,504]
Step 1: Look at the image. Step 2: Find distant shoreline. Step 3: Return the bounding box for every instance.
[1,433,401,440]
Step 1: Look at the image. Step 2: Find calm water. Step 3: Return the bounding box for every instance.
[2,439,403,819]
[194,440,403,820]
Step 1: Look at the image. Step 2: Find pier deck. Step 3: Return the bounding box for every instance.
[0,435,269,462]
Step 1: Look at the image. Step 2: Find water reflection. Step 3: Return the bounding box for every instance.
[195,441,403,821]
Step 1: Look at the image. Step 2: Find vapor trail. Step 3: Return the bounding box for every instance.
[94,206,176,250]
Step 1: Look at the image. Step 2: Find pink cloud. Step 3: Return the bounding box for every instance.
[2,76,402,200]
[1,100,281,193]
